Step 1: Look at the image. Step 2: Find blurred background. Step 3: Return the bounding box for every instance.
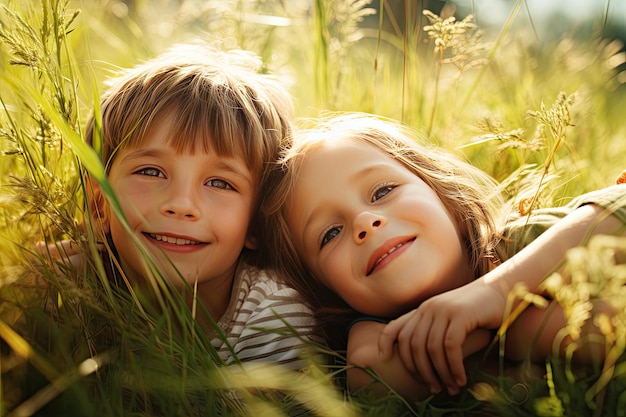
[2,1,626,415]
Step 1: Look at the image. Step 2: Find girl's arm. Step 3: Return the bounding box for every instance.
[503,298,615,363]
[347,321,431,402]
[483,203,625,299]
[379,203,625,396]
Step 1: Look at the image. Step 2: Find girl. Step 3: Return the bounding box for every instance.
[261,112,626,401]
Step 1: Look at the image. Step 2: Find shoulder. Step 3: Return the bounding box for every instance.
[496,184,626,262]
[497,206,570,261]
[239,265,307,301]
[216,264,323,370]
[569,184,626,220]
[232,264,314,318]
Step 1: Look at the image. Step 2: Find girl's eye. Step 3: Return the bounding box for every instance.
[321,226,343,248]
[372,184,396,202]
[136,167,164,178]
[206,179,234,190]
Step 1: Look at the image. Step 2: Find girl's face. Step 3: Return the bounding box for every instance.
[286,139,473,317]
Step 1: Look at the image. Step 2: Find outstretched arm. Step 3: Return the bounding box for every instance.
[379,202,626,395]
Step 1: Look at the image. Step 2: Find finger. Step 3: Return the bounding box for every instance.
[398,316,420,373]
[434,320,467,395]
[37,239,76,259]
[445,322,471,388]
[403,315,441,394]
[422,317,457,394]
[35,241,48,254]
[446,343,466,391]
[395,317,419,374]
[379,313,412,360]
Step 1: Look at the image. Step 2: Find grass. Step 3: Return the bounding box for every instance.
[1,0,626,416]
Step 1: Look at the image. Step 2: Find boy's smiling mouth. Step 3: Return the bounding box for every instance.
[145,232,205,246]
[367,236,416,276]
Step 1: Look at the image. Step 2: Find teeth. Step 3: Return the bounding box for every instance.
[149,233,200,245]
[373,243,403,269]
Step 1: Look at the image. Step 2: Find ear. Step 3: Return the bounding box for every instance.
[86,176,111,235]
[244,233,258,250]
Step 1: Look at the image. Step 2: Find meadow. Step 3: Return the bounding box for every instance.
[1,0,626,415]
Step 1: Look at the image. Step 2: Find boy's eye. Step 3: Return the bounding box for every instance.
[321,226,343,248]
[136,167,164,178]
[372,184,396,202]
[206,179,234,190]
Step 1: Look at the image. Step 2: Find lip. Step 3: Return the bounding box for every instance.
[366,235,416,276]
[143,232,208,253]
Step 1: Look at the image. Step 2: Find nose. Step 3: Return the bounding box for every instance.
[353,211,385,243]
[160,183,201,220]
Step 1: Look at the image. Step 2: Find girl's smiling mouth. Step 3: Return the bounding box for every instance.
[367,236,416,276]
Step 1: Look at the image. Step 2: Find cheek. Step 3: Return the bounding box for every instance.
[116,196,146,227]
[113,173,160,199]
[107,218,133,255]
[441,201,464,236]
[315,249,349,295]
[449,210,468,249]
[115,180,161,217]
[221,201,253,230]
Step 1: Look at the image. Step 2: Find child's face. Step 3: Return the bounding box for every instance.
[101,114,256,289]
[286,140,473,317]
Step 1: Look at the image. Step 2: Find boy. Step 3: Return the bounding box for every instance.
[78,43,318,370]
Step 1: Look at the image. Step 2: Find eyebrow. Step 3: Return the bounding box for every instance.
[213,160,255,187]
[120,148,164,161]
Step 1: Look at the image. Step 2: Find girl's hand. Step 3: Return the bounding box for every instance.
[378,281,503,395]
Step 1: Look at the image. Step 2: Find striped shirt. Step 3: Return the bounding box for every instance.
[212,263,320,371]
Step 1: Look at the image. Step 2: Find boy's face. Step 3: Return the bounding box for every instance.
[286,140,473,318]
[99,115,256,291]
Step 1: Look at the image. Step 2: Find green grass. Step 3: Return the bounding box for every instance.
[1,0,626,416]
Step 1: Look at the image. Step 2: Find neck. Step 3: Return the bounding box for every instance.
[189,279,233,320]
[116,252,237,335]
[184,269,236,335]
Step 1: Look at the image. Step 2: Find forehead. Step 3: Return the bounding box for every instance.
[295,139,395,183]
[113,116,252,175]
[287,139,396,221]
[116,111,250,163]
